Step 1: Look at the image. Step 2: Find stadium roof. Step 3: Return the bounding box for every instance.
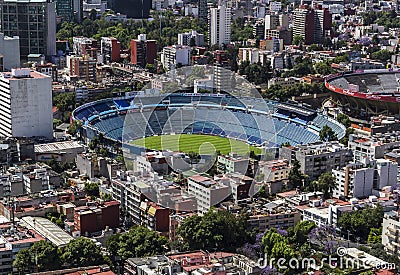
[276,103,315,117]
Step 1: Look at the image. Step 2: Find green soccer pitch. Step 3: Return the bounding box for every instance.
[130,134,263,155]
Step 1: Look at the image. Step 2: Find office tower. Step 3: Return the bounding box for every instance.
[293,5,332,45]
[130,34,157,67]
[110,0,151,19]
[253,19,265,39]
[0,68,53,138]
[314,8,332,44]
[208,3,231,47]
[101,37,121,63]
[0,0,56,62]
[73,0,83,22]
[0,33,20,70]
[56,0,74,22]
[293,7,315,45]
[265,14,279,30]
[198,0,207,21]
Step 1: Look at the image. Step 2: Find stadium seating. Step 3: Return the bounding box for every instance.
[74,94,347,146]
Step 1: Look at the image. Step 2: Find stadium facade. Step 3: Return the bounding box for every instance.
[326,69,400,118]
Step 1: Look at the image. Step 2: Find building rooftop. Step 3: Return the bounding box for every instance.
[35,141,83,153]
[21,216,73,247]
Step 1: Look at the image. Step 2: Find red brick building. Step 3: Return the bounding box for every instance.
[130,34,157,67]
[74,200,120,234]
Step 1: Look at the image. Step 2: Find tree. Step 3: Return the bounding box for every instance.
[84,182,100,197]
[336,113,351,128]
[13,241,61,273]
[288,159,303,188]
[314,172,336,199]
[177,209,250,251]
[13,248,33,274]
[319,125,337,141]
[293,35,304,46]
[371,49,392,62]
[338,205,384,242]
[145,64,156,73]
[367,228,382,244]
[62,237,104,267]
[53,92,75,122]
[292,221,316,247]
[31,241,62,271]
[68,120,82,136]
[112,226,168,260]
[89,9,97,20]
[314,62,334,76]
[238,61,271,85]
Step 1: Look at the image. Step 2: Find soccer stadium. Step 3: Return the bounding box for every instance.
[326,69,400,118]
[71,93,346,154]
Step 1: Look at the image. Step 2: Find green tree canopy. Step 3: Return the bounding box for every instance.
[84,182,100,197]
[338,205,384,242]
[313,172,336,199]
[319,125,338,141]
[106,226,168,260]
[288,159,303,188]
[61,237,104,267]
[14,241,61,272]
[177,209,250,251]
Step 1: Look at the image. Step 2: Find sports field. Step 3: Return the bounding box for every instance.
[131,134,263,155]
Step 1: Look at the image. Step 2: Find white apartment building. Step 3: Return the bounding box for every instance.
[332,163,374,199]
[23,168,50,194]
[0,69,53,138]
[178,30,205,47]
[0,33,20,70]
[270,2,282,12]
[187,175,230,214]
[382,211,400,258]
[217,154,249,175]
[161,45,191,70]
[208,4,231,46]
[348,132,400,162]
[375,159,398,189]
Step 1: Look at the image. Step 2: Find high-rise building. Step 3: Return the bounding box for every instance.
[293,5,332,45]
[253,19,265,39]
[208,3,231,47]
[0,68,53,138]
[198,0,207,21]
[265,14,279,30]
[293,7,315,45]
[130,34,157,67]
[100,37,121,63]
[178,30,205,47]
[313,8,332,44]
[110,0,151,18]
[0,0,56,62]
[73,0,82,22]
[55,0,74,22]
[0,33,20,70]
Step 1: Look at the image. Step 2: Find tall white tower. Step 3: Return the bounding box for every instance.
[0,69,53,138]
[208,3,231,47]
